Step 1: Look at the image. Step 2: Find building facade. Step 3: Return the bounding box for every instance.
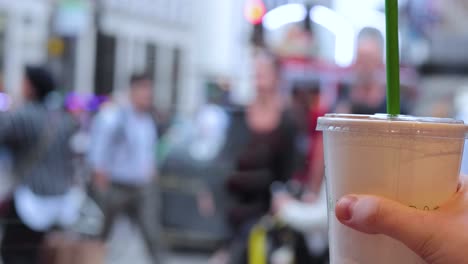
[0,0,270,112]
[0,0,51,100]
[96,0,196,113]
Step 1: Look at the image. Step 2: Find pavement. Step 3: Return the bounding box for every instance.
[107,217,210,264]
[0,173,209,264]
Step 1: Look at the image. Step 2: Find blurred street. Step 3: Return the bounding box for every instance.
[1,0,468,263]
[107,218,209,264]
[0,172,210,264]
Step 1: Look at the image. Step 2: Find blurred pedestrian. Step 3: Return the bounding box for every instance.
[336,28,386,115]
[349,74,387,115]
[88,73,161,263]
[339,27,413,115]
[290,81,326,193]
[270,82,329,264]
[0,66,78,264]
[353,28,385,76]
[224,50,298,264]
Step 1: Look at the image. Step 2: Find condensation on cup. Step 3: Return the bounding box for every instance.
[317,114,468,264]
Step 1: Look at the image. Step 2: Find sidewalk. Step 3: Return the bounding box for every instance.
[107,218,209,264]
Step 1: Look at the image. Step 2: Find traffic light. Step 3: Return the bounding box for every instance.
[244,0,266,25]
[245,0,266,47]
[251,23,265,47]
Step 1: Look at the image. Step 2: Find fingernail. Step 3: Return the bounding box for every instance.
[336,196,358,221]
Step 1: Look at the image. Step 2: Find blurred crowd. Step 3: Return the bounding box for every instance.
[0,22,418,264]
[0,1,468,264]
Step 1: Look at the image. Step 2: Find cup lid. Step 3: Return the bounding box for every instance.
[317,114,468,138]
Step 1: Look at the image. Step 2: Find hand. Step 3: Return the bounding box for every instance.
[197,190,216,218]
[93,170,109,192]
[301,191,318,204]
[335,179,468,264]
[272,192,293,214]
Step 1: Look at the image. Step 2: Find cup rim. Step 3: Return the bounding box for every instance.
[317,114,468,139]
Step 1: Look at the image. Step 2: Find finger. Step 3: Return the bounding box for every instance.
[336,195,438,256]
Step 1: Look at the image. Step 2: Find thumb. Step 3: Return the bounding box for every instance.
[336,195,438,257]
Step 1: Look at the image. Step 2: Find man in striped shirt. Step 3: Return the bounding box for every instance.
[0,66,78,264]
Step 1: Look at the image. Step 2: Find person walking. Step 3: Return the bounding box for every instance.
[0,66,78,264]
[89,73,161,263]
[224,51,298,264]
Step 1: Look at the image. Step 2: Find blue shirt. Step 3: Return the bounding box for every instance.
[89,105,157,186]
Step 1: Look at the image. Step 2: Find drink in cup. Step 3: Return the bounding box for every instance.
[317,114,468,264]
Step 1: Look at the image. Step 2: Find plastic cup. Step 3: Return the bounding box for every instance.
[317,114,468,264]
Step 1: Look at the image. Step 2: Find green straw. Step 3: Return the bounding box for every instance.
[385,0,400,116]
